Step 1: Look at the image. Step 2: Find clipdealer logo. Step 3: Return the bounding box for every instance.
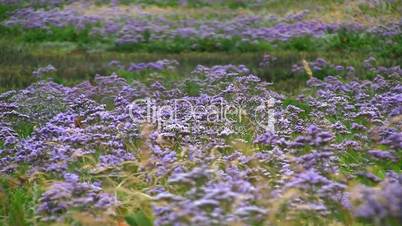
[128,97,276,133]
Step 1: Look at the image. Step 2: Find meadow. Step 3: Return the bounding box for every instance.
[0,0,401,226]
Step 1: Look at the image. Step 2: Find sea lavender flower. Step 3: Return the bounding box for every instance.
[37,178,117,221]
[352,173,402,222]
[32,64,57,78]
[367,150,397,161]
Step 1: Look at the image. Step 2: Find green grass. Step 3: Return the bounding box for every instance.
[0,4,17,21]
[183,80,201,96]
[94,0,272,8]
[111,37,273,53]
[125,210,153,226]
[13,121,35,139]
[282,98,311,118]
[22,26,93,44]
[0,32,399,94]
[0,175,40,226]
[0,24,108,45]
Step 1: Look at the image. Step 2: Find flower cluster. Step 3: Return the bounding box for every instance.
[292,58,354,77]
[5,3,398,46]
[32,64,57,78]
[37,173,117,221]
[108,59,179,72]
[352,172,402,221]
[0,56,401,224]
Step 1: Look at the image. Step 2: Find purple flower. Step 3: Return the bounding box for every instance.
[367,150,397,161]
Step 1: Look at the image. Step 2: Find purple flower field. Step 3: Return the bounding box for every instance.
[0,1,401,226]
